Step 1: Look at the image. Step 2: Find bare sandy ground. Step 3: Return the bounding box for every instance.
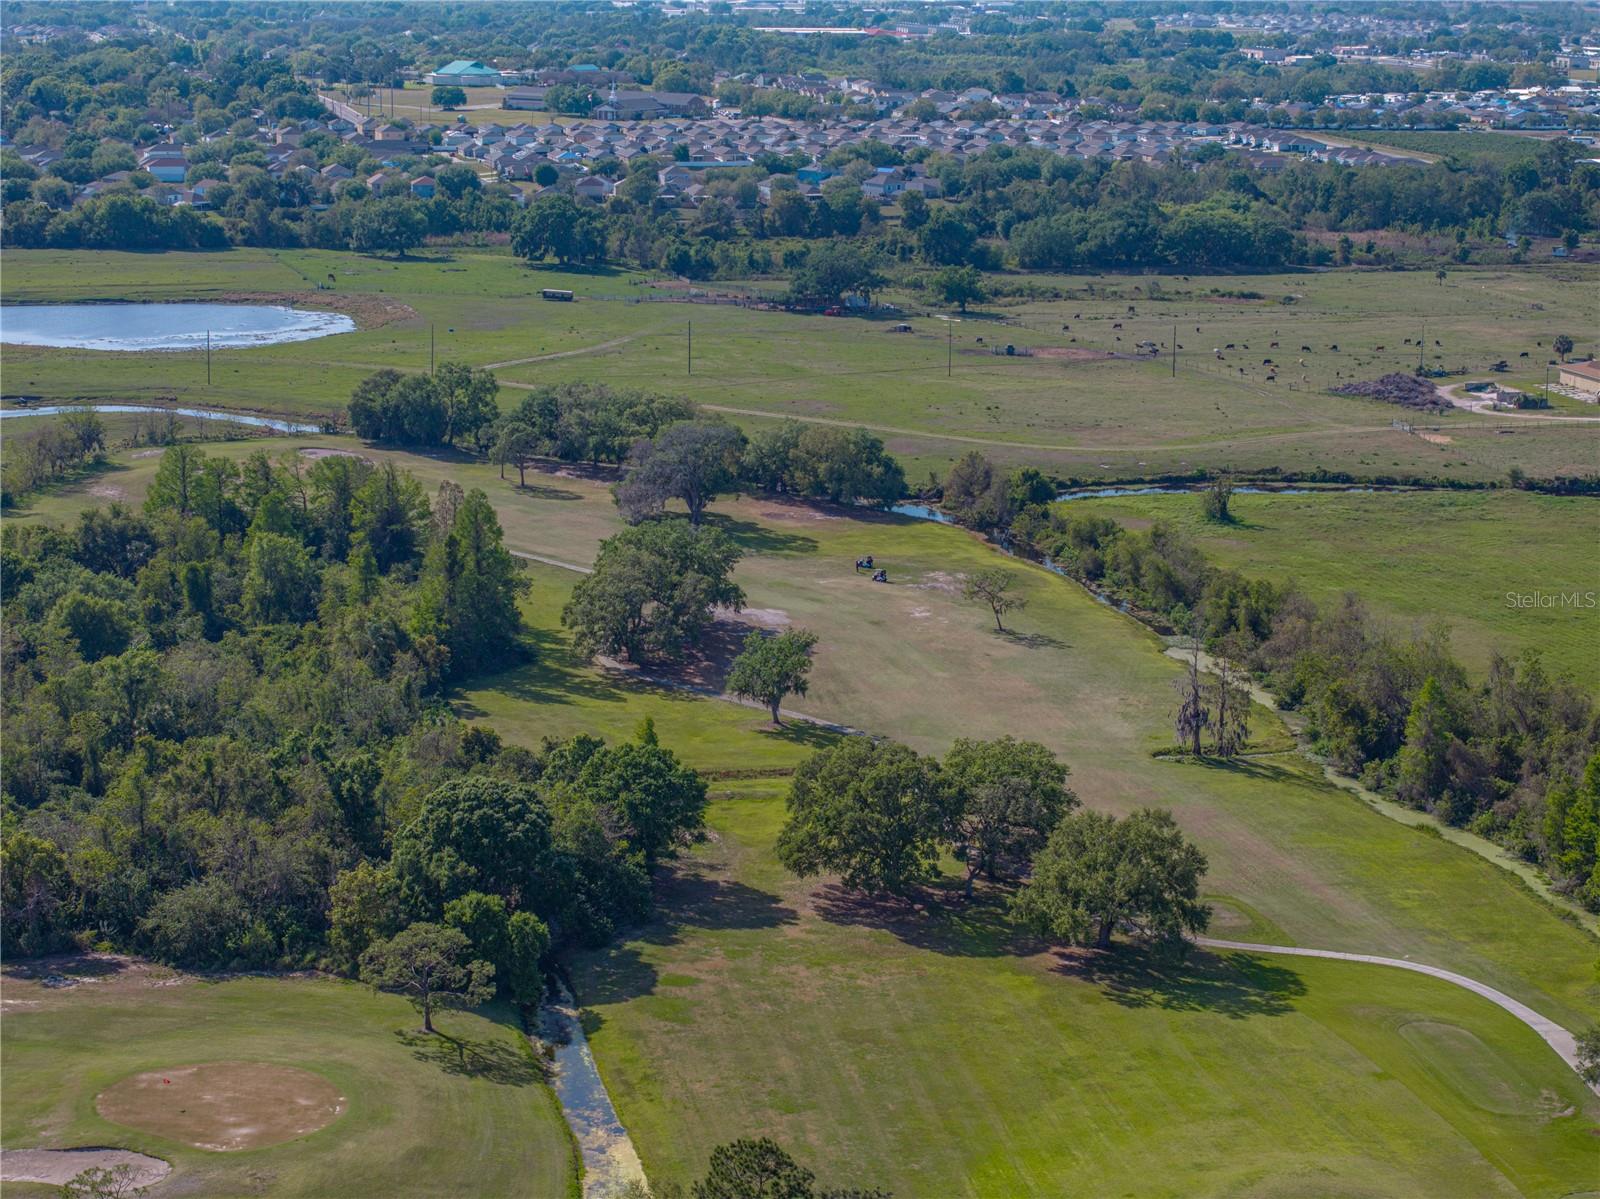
[1,1148,171,1189]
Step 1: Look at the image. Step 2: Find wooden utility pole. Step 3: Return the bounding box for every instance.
[687,321,692,375]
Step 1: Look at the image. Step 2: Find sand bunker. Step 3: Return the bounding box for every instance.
[1,1148,171,1189]
[96,1062,345,1152]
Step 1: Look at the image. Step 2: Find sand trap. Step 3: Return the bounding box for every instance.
[1,1148,171,1189]
[97,1062,345,1152]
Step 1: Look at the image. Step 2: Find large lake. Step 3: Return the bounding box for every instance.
[0,303,356,351]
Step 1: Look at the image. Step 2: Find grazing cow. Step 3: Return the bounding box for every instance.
[1127,305,1136,315]
[1112,322,1123,329]
[1520,351,1530,357]
[1269,341,1279,348]
[1330,344,1339,351]
[1375,346,1385,351]
[1263,358,1274,365]
[1196,326,1201,333]
[1300,344,1312,351]
[1298,358,1307,367]
[1062,324,1070,331]
[1434,340,1441,347]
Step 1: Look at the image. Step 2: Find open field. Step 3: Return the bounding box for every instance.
[1063,488,1600,681]
[347,84,564,125]
[572,793,1599,1198]
[4,248,1597,482]
[0,957,576,1198]
[10,436,1600,1195]
[1334,129,1560,166]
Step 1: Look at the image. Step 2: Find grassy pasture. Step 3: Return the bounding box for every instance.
[572,792,1599,1198]
[3,248,1596,482]
[0,961,576,1198]
[1063,487,1600,682]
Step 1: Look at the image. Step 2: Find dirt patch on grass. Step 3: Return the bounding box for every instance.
[1034,347,1113,362]
[88,483,124,499]
[733,607,791,629]
[97,1061,346,1152]
[1,954,189,1007]
[297,446,372,461]
[1,1148,171,1189]
[131,448,165,459]
[216,290,414,330]
[910,570,963,595]
[756,501,846,524]
[1416,431,1453,445]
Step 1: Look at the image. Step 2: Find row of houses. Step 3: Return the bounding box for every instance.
[441,109,1425,187]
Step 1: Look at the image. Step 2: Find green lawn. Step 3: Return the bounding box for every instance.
[4,248,1596,482]
[1063,488,1600,682]
[455,564,839,776]
[12,436,1600,1197]
[1335,129,1556,166]
[571,792,1599,1198]
[0,966,576,1198]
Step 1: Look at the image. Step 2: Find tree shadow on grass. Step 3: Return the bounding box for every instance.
[700,512,819,557]
[395,1023,547,1086]
[503,480,584,502]
[1051,944,1306,1019]
[810,882,1044,959]
[571,866,800,1011]
[1192,754,1330,798]
[994,626,1070,651]
[653,870,800,934]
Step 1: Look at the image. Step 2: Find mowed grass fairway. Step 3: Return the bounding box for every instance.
[572,794,1599,1198]
[1067,488,1600,681]
[0,963,576,1198]
[9,442,1600,1193]
[11,438,1599,1025]
[3,247,1596,481]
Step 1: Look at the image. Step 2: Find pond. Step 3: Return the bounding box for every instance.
[0,303,355,351]
[0,404,320,434]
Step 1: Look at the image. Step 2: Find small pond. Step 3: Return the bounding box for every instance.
[0,303,355,351]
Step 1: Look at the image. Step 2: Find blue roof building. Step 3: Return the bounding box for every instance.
[426,60,503,87]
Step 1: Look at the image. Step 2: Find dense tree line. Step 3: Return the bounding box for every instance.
[998,485,1600,904]
[0,434,709,980]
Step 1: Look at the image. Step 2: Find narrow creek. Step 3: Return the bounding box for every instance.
[0,402,321,434]
[535,981,647,1199]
